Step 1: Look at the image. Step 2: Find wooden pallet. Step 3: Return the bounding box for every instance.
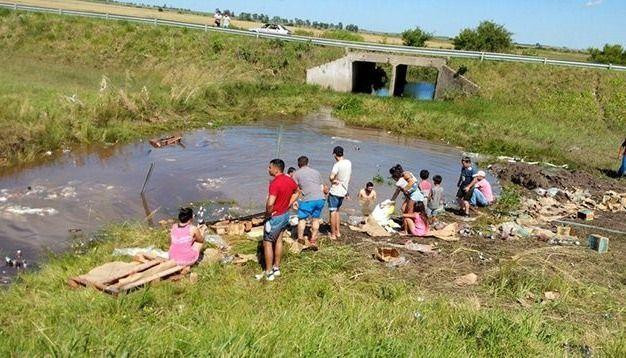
[68,255,188,295]
[149,135,182,148]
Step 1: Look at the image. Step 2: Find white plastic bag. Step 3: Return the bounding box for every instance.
[370,200,395,226]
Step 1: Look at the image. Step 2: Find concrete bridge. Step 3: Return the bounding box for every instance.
[306,52,479,100]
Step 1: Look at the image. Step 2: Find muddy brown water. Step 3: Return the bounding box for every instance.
[0,111,498,279]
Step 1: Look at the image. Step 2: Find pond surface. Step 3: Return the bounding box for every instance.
[0,110,497,275]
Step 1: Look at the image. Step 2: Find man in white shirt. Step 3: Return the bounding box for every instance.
[222,14,231,28]
[328,146,351,240]
[213,11,222,27]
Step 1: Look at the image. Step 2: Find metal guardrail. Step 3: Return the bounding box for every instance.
[2,2,625,71]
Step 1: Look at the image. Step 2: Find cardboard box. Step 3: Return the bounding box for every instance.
[588,234,609,253]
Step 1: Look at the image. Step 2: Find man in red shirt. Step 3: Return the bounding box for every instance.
[256,159,299,281]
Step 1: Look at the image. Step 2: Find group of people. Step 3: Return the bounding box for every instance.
[213,11,231,28]
[166,147,495,282]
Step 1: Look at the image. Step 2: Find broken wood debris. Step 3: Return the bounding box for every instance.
[149,135,182,148]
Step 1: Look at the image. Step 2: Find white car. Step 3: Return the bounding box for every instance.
[249,24,291,36]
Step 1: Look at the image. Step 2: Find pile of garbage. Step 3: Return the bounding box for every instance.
[521,187,626,223]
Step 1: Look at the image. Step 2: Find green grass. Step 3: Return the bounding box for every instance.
[1,223,624,356]
[0,10,625,172]
[321,29,365,42]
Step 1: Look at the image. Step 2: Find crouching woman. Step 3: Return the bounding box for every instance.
[169,207,204,266]
[402,201,429,237]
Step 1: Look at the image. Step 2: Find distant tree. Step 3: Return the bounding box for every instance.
[337,22,343,30]
[589,44,626,65]
[453,21,513,52]
[345,24,359,32]
[401,27,432,47]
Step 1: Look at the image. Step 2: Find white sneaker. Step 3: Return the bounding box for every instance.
[272,267,281,277]
[255,271,275,281]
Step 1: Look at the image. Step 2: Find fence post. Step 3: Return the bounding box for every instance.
[480,52,484,62]
[58,8,62,15]
[608,63,612,70]
[14,3,17,10]
[204,24,207,31]
[105,13,109,20]
[154,18,158,26]
[544,58,547,65]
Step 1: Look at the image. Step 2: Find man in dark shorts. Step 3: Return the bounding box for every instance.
[456,156,478,216]
[256,159,298,281]
[328,146,352,240]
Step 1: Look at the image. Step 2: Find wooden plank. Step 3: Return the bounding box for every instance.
[115,261,177,287]
[99,260,162,286]
[117,265,185,292]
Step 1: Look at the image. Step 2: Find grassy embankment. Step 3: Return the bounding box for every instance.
[1,11,625,171]
[1,12,625,356]
[1,222,624,356]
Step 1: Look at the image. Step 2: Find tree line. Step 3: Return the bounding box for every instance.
[401,21,626,65]
[223,10,359,32]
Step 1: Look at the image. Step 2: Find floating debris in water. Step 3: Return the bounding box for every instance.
[3,205,58,216]
[197,177,225,190]
[331,136,361,143]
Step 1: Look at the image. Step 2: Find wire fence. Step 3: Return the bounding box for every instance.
[2,2,625,71]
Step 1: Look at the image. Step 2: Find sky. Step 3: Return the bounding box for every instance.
[136,0,625,49]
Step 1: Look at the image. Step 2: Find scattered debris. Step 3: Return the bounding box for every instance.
[2,205,58,216]
[577,209,594,221]
[596,191,626,212]
[454,273,478,286]
[149,135,182,148]
[197,177,225,190]
[373,247,408,267]
[204,234,230,250]
[427,223,461,241]
[5,250,27,269]
[201,248,224,265]
[112,246,169,259]
[403,242,437,255]
[547,236,580,246]
[588,234,609,253]
[543,291,560,301]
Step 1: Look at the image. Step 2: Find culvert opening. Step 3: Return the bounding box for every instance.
[393,65,439,100]
[351,61,392,97]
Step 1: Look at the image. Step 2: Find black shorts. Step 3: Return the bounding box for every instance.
[457,187,474,201]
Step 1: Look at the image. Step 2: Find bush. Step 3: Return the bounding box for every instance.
[589,44,626,65]
[453,21,512,52]
[401,27,432,47]
[293,29,314,37]
[321,29,363,42]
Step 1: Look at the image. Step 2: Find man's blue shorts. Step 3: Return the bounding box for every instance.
[327,194,344,212]
[263,212,290,242]
[297,199,325,219]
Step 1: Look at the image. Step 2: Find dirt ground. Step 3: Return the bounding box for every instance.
[491,162,626,196]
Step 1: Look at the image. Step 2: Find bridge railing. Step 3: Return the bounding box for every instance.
[1,2,625,72]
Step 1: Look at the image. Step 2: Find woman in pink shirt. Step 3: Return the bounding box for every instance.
[169,207,204,266]
[401,201,430,237]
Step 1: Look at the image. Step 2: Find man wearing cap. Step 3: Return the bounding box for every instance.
[469,170,493,208]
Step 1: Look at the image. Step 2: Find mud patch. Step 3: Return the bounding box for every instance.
[491,162,626,195]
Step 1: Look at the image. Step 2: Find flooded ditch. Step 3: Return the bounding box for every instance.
[0,110,498,279]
